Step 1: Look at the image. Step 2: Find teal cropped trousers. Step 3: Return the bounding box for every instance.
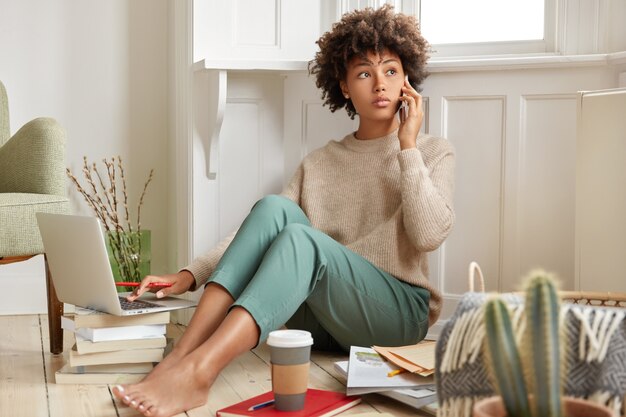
[208,195,430,351]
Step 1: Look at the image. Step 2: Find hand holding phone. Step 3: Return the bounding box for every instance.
[397,75,424,149]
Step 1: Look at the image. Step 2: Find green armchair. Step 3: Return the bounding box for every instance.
[0,80,70,354]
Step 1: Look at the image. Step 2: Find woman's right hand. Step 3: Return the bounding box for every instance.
[125,270,196,302]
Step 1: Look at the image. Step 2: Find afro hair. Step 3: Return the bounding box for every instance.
[309,4,430,119]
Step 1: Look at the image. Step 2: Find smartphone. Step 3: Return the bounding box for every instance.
[400,99,409,120]
[399,75,409,120]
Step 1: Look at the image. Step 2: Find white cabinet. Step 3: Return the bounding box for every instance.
[575,88,626,292]
[194,0,323,63]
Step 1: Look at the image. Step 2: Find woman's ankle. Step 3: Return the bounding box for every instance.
[163,344,188,363]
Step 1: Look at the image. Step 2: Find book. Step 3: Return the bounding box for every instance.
[69,306,170,328]
[334,361,437,410]
[62,316,166,342]
[55,362,152,385]
[66,362,154,373]
[421,400,439,416]
[381,389,438,411]
[75,333,167,354]
[69,344,165,367]
[346,346,435,395]
[216,389,361,417]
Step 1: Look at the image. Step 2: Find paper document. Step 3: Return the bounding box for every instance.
[346,346,434,395]
[373,341,436,376]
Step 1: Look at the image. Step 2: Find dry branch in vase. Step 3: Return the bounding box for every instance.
[66,156,154,282]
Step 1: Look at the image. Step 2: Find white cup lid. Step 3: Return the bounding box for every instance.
[267,330,314,348]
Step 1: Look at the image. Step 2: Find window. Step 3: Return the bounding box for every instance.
[417,0,555,56]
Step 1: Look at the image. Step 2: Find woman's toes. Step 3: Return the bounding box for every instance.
[112,385,125,398]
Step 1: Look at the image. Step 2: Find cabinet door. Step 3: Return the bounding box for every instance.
[194,0,321,62]
[575,88,626,292]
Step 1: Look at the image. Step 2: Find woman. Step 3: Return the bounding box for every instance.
[113,5,455,417]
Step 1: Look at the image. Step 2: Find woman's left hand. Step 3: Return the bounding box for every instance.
[397,78,424,150]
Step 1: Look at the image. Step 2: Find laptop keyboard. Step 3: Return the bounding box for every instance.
[119,297,163,310]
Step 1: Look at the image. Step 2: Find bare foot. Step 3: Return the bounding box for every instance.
[112,358,216,417]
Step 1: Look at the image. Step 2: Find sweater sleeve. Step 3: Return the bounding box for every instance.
[280,163,303,204]
[181,230,237,290]
[398,141,455,252]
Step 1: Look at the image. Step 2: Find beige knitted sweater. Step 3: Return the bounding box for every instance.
[185,130,455,326]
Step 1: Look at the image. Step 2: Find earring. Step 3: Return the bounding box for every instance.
[344,94,350,99]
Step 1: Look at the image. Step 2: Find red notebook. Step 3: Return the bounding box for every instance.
[216,389,361,417]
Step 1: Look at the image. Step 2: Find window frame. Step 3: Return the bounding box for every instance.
[331,0,623,59]
[414,0,558,57]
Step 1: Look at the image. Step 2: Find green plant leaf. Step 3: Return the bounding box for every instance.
[525,274,562,417]
[484,298,532,417]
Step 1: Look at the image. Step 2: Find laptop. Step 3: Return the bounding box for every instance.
[36,213,197,316]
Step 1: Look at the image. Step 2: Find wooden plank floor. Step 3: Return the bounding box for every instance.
[0,315,429,417]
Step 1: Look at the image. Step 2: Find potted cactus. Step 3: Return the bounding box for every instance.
[473,271,612,417]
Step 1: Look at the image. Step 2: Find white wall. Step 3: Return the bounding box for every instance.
[0,0,170,313]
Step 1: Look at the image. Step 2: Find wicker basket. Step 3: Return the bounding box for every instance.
[467,261,626,308]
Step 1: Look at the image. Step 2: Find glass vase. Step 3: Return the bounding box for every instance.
[105,230,151,291]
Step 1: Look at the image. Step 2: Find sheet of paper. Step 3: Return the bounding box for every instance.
[373,341,436,376]
[389,342,436,370]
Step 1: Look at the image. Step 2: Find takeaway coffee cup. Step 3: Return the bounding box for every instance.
[266,329,314,411]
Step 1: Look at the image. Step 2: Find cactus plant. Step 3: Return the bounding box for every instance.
[482,271,562,417]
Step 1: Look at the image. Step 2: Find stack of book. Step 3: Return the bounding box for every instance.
[333,345,438,414]
[56,307,170,384]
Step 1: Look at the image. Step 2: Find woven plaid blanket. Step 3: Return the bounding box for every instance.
[434,292,626,417]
